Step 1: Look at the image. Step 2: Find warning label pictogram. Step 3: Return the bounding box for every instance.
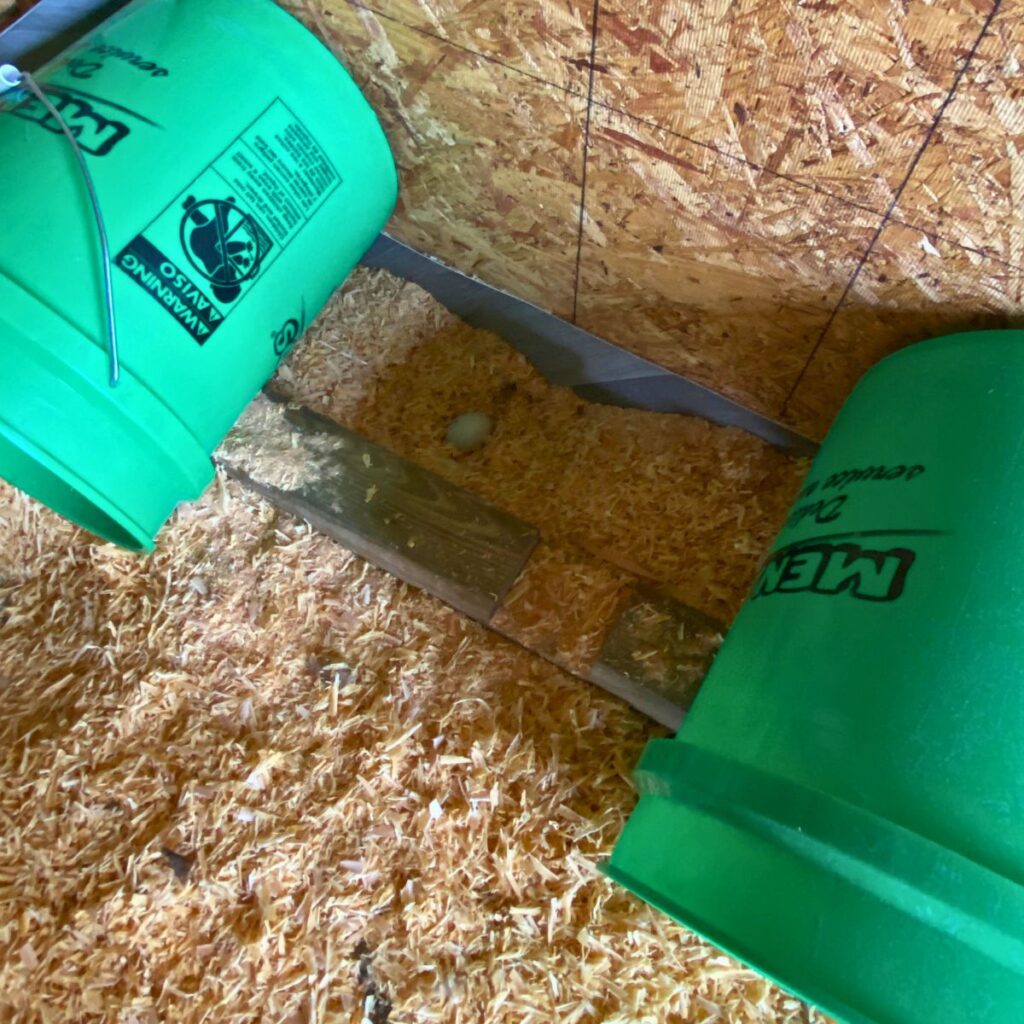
[116,98,341,344]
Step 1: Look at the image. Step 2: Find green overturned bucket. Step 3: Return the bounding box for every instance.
[608,331,1024,1023]
[0,0,396,548]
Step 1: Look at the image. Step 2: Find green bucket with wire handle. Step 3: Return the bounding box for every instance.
[0,0,396,548]
[608,330,1024,1023]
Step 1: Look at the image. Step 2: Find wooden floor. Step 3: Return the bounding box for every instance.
[0,266,817,1024]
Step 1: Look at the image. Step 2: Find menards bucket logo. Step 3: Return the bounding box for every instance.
[752,462,939,604]
[753,541,915,603]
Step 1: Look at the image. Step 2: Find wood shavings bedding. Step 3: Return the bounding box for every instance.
[490,542,634,676]
[277,267,808,622]
[0,481,825,1023]
[0,268,820,1022]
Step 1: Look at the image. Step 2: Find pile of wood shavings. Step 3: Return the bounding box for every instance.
[0,480,824,1023]
[490,542,634,675]
[277,268,808,622]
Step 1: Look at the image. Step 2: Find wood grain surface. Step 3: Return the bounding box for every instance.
[591,0,985,208]
[293,0,586,318]
[576,106,877,414]
[292,0,1020,440]
[784,222,1024,436]
[893,11,1024,266]
[342,0,595,90]
[217,394,539,622]
[591,588,723,730]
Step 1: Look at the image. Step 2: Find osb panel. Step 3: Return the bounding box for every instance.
[592,0,989,210]
[575,107,878,415]
[784,223,1024,438]
[306,1,586,317]
[894,9,1024,265]
[353,0,594,91]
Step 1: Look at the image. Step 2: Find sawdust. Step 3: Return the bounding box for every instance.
[221,397,348,493]
[0,265,820,1022]
[490,542,634,676]
[0,479,823,1023]
[277,267,807,622]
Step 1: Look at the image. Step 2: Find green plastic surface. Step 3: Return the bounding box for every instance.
[608,331,1024,1023]
[0,0,396,548]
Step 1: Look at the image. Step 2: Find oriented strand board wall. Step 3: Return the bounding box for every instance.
[295,0,1024,437]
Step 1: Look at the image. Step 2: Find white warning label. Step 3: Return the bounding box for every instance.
[116,98,340,343]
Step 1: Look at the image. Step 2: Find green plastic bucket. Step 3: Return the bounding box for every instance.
[0,0,396,549]
[608,331,1024,1023]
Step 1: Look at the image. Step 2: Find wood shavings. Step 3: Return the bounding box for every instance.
[278,266,807,623]
[0,267,821,1022]
[220,398,344,492]
[492,542,634,675]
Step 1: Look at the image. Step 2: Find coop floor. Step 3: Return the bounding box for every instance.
[0,268,818,1023]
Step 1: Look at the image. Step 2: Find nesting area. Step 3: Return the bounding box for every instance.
[0,269,813,1022]
[300,0,1024,441]
[277,268,806,624]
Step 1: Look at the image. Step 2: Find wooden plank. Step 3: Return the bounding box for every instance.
[590,589,724,731]
[220,392,727,728]
[216,392,538,623]
[490,540,721,730]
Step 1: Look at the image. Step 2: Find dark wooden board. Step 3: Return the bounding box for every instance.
[590,590,723,731]
[220,393,726,727]
[216,393,538,623]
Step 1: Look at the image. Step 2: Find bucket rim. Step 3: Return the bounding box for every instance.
[609,738,1024,1024]
[0,414,153,550]
[861,328,1024,385]
[0,272,215,549]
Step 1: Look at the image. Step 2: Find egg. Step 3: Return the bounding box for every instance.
[446,411,493,453]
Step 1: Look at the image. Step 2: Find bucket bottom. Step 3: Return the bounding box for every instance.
[607,739,1024,1024]
[0,273,215,550]
[0,427,150,549]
